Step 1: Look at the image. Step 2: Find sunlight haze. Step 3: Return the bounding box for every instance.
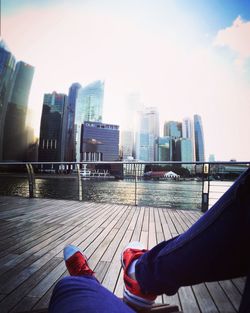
[2,0,250,161]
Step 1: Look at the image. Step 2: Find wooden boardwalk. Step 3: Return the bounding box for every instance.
[0,196,245,313]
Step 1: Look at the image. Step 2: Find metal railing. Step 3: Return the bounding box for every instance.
[0,161,249,211]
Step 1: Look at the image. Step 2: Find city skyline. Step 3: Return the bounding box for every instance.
[1,0,250,161]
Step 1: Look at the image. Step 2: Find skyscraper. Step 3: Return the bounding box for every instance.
[3,61,34,161]
[175,138,193,163]
[164,121,182,138]
[38,92,67,163]
[75,80,104,161]
[157,136,173,161]
[120,93,141,160]
[64,83,81,162]
[0,42,16,160]
[81,122,119,161]
[194,114,205,162]
[182,117,195,161]
[182,118,193,139]
[135,107,159,161]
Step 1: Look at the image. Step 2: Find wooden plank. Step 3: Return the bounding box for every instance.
[28,261,65,298]
[205,282,237,313]
[232,277,246,294]
[163,294,181,311]
[163,210,179,237]
[158,209,172,241]
[0,196,242,313]
[219,280,241,311]
[192,283,218,313]
[178,287,200,313]
[0,257,61,313]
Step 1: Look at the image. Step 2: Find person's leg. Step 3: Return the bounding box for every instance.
[49,276,135,313]
[135,168,250,296]
[49,245,135,313]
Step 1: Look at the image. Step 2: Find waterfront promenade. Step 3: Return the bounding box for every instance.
[0,196,245,313]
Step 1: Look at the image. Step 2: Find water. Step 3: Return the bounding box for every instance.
[0,175,233,210]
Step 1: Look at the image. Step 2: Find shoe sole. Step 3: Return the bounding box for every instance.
[123,286,154,309]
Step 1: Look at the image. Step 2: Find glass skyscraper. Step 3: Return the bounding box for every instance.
[194,114,205,161]
[64,83,81,162]
[75,80,104,161]
[3,61,34,161]
[182,117,195,161]
[136,107,159,161]
[175,138,193,162]
[38,92,67,162]
[164,121,182,138]
[0,42,16,160]
[157,136,173,161]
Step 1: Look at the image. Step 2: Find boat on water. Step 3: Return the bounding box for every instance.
[80,169,114,179]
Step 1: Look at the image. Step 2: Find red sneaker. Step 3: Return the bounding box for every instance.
[63,245,94,276]
[121,242,156,309]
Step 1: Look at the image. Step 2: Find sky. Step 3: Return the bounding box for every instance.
[1,0,250,161]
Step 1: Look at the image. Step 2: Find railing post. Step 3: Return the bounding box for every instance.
[77,163,82,201]
[134,163,137,206]
[207,163,211,209]
[26,163,35,198]
[201,163,209,212]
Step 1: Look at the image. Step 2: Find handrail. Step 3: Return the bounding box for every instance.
[0,161,249,211]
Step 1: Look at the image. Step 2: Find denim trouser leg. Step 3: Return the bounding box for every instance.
[49,276,135,313]
[136,168,250,297]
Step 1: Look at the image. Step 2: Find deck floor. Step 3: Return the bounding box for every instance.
[0,196,245,313]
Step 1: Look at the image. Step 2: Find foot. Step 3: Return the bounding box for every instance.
[64,244,94,276]
[121,242,156,310]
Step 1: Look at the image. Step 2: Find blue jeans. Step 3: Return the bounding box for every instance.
[49,168,250,313]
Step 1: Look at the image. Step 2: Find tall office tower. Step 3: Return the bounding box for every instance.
[3,61,34,161]
[0,42,16,160]
[81,122,119,161]
[182,118,193,139]
[182,117,195,161]
[135,107,159,161]
[194,114,205,162]
[157,136,174,161]
[75,80,104,161]
[120,93,141,160]
[64,83,81,162]
[163,121,182,138]
[175,138,193,163]
[38,92,67,162]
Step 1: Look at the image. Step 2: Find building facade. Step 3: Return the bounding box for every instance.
[81,122,119,161]
[135,107,159,161]
[164,121,182,138]
[120,130,134,160]
[0,41,16,160]
[75,80,104,161]
[175,138,193,163]
[3,61,34,161]
[194,114,205,162]
[157,136,173,161]
[38,92,67,162]
[182,117,195,161]
[64,83,81,162]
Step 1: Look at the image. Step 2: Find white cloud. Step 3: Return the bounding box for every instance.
[213,16,250,65]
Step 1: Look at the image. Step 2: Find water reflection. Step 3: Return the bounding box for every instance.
[0,176,203,210]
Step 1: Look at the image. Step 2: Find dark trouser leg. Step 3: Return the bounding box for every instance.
[49,276,135,313]
[136,168,250,298]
